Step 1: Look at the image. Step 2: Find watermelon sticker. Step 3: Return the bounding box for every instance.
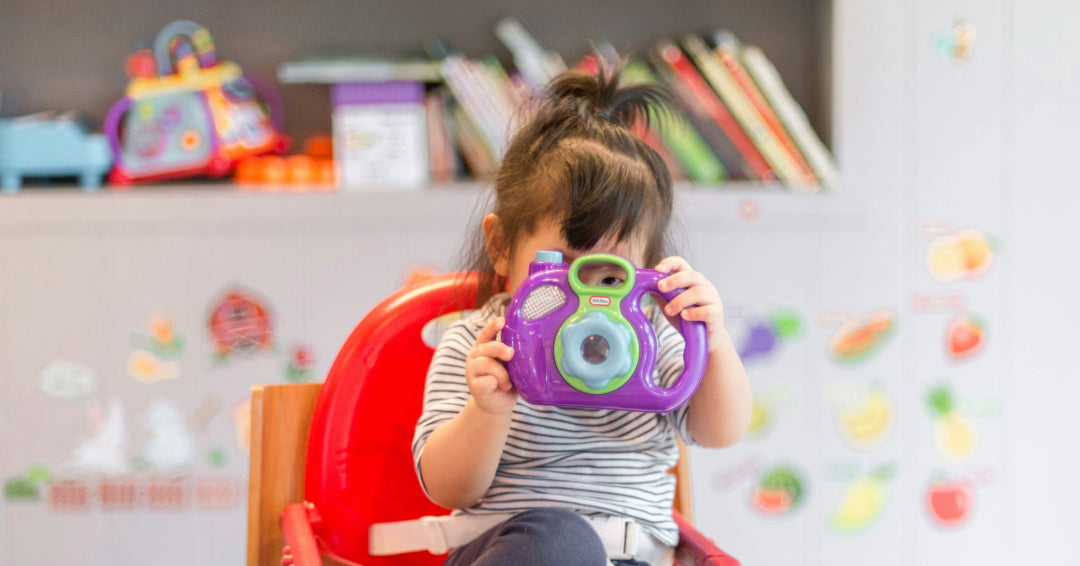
[750,465,805,516]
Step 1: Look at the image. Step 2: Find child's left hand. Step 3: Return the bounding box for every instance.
[654,256,727,353]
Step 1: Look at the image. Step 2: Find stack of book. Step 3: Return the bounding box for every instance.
[278,20,836,191]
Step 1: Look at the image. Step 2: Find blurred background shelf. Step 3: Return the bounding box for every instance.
[0,181,861,234]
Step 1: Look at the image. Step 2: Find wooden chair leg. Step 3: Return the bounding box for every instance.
[246,383,322,566]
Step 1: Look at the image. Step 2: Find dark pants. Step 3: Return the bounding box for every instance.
[443,508,651,566]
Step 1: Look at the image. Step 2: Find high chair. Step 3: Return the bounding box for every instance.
[246,272,740,566]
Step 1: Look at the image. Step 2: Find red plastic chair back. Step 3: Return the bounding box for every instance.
[304,273,479,566]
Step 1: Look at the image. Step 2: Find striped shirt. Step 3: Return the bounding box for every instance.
[412,293,695,546]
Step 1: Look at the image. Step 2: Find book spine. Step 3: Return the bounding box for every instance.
[682,34,801,186]
[713,33,818,187]
[622,61,726,184]
[654,41,775,181]
[742,46,838,189]
[439,55,502,161]
[648,46,755,180]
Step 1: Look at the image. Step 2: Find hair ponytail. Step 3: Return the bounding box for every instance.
[546,58,672,130]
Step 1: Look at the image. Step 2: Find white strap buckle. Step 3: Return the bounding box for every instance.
[420,515,450,555]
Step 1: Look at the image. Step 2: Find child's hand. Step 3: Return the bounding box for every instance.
[654,256,727,354]
[466,316,518,416]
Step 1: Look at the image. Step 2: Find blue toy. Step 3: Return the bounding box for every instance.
[0,112,112,194]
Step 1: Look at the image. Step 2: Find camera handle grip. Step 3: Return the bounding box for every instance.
[629,271,709,411]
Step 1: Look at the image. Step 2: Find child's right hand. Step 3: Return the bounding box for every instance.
[466,316,518,416]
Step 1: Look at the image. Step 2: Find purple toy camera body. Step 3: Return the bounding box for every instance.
[501,251,708,413]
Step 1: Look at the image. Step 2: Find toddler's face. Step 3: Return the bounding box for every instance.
[501,217,647,295]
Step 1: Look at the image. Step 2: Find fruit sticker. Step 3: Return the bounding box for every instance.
[946,312,987,360]
[926,383,979,462]
[737,308,804,363]
[751,465,806,516]
[925,475,974,528]
[828,463,896,534]
[831,383,896,450]
[828,309,896,364]
[747,382,800,440]
[926,228,996,283]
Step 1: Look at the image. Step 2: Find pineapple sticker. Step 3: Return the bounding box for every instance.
[926,383,978,461]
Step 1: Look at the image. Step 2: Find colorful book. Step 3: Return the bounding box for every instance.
[712,31,818,188]
[425,89,457,183]
[740,44,838,189]
[622,61,726,185]
[649,40,769,181]
[682,34,807,187]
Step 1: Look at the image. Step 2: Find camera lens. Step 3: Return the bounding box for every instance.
[581,334,610,365]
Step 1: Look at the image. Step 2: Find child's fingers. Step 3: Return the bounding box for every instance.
[471,341,515,362]
[467,360,513,393]
[678,304,723,323]
[474,316,505,345]
[662,286,714,317]
[657,270,708,294]
[655,256,691,274]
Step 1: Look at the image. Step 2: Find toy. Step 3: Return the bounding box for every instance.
[502,252,708,412]
[0,112,111,194]
[104,20,287,185]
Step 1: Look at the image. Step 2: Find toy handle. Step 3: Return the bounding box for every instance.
[631,271,708,410]
[243,72,287,132]
[154,20,217,75]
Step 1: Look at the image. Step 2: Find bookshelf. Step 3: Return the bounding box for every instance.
[0,0,834,187]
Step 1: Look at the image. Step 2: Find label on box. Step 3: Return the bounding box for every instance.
[333,103,429,190]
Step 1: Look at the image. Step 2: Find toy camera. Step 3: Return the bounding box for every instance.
[104,20,287,184]
[502,252,708,413]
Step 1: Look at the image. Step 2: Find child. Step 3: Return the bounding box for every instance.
[412,59,752,566]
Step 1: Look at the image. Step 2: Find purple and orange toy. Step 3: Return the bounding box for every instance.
[502,251,708,413]
[104,20,287,185]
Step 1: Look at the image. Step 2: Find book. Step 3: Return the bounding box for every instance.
[712,31,818,188]
[649,41,769,181]
[682,34,807,187]
[740,44,838,189]
[425,89,458,183]
[621,60,726,185]
[495,17,568,90]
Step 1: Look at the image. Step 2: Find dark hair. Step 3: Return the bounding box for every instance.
[463,57,676,304]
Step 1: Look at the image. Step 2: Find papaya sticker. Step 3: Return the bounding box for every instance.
[827,309,897,364]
